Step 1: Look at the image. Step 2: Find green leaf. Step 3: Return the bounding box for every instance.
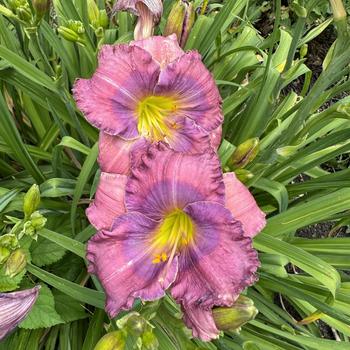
[0,45,58,92]
[253,178,289,212]
[53,290,87,323]
[38,228,86,259]
[0,267,25,292]
[30,236,66,267]
[27,263,105,309]
[254,233,341,297]
[0,188,20,213]
[0,91,45,183]
[19,284,64,329]
[71,143,98,234]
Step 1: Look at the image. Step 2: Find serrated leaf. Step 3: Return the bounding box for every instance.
[30,236,66,267]
[19,284,64,329]
[53,290,87,323]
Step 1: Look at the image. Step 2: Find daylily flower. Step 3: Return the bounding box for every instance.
[0,286,40,340]
[73,34,223,175]
[86,144,265,340]
[113,0,163,40]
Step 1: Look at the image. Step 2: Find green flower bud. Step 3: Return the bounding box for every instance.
[0,247,11,264]
[94,331,125,350]
[20,211,47,240]
[125,314,147,337]
[141,329,159,350]
[87,0,99,27]
[234,169,254,183]
[99,10,109,29]
[4,249,27,278]
[290,1,307,18]
[212,295,258,332]
[32,0,50,20]
[164,0,195,48]
[230,138,259,169]
[16,6,32,22]
[300,44,308,59]
[0,234,19,250]
[58,26,84,44]
[0,4,16,18]
[23,184,40,219]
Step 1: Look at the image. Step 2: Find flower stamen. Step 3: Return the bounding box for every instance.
[136,95,177,141]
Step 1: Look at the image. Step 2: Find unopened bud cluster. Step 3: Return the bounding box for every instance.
[95,312,159,350]
[0,184,46,278]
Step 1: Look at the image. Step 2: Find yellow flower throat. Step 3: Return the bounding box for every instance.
[137,95,177,141]
[151,210,194,264]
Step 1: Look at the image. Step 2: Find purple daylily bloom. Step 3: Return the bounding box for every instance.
[113,1,163,40]
[0,286,40,341]
[86,144,265,340]
[73,35,223,175]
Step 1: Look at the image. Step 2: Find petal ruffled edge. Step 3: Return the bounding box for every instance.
[113,0,163,22]
[224,172,266,238]
[86,172,127,230]
[171,201,259,308]
[87,212,178,317]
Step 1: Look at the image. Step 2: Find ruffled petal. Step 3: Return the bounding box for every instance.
[98,133,137,175]
[126,143,225,220]
[0,286,40,340]
[87,212,178,317]
[114,0,163,23]
[86,172,127,230]
[171,201,259,308]
[132,35,184,67]
[224,172,266,238]
[210,126,222,150]
[181,305,219,341]
[73,44,160,138]
[155,51,223,132]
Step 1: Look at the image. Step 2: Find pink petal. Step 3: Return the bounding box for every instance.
[86,212,178,317]
[155,51,223,132]
[224,172,266,238]
[126,143,225,221]
[73,44,160,138]
[86,172,127,230]
[182,305,219,341]
[113,0,163,23]
[98,132,137,175]
[132,35,184,67]
[171,201,259,308]
[0,286,40,340]
[210,125,222,150]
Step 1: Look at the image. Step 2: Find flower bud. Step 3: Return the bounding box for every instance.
[230,138,259,169]
[125,314,147,337]
[0,233,19,250]
[212,295,258,332]
[87,0,99,27]
[23,184,40,219]
[94,331,125,350]
[20,211,47,241]
[141,329,159,350]
[0,247,11,265]
[234,169,254,183]
[16,6,32,22]
[32,0,50,20]
[4,249,27,278]
[0,4,16,18]
[164,0,195,48]
[58,26,85,44]
[300,44,308,59]
[99,10,109,29]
